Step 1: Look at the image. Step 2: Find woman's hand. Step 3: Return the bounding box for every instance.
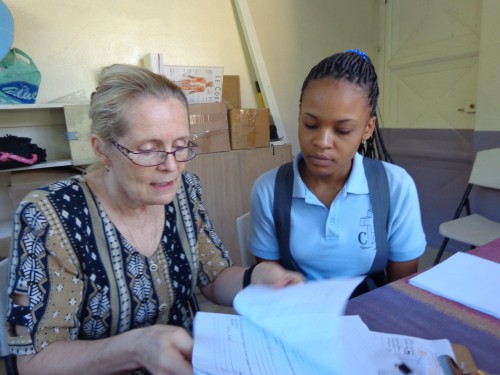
[134,325,194,375]
[201,263,304,306]
[14,324,194,375]
[250,261,305,287]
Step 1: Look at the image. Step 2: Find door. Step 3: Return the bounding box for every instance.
[380,0,481,133]
[378,0,482,249]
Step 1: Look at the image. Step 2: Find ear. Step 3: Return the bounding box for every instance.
[363,116,376,141]
[91,135,112,166]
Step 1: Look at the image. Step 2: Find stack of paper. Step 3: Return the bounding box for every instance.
[409,252,500,318]
[193,277,456,375]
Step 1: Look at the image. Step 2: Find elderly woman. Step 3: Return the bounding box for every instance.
[6,64,303,375]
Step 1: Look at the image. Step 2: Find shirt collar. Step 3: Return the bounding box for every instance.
[347,152,369,194]
[292,151,369,199]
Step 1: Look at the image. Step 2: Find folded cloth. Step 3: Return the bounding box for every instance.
[0,134,46,169]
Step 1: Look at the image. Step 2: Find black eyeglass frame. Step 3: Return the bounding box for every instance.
[112,140,197,167]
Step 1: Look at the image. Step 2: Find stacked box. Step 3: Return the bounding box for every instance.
[228,108,270,149]
[222,75,241,109]
[189,103,231,154]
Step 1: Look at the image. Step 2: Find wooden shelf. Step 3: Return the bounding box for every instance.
[0,103,65,110]
[0,159,73,173]
[0,103,95,170]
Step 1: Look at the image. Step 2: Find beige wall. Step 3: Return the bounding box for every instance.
[4,0,259,107]
[4,0,379,154]
[246,0,379,154]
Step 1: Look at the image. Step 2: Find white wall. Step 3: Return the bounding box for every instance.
[4,0,379,154]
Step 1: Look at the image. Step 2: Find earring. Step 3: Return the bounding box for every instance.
[361,139,367,146]
[104,165,110,172]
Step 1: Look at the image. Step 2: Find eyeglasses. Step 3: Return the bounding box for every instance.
[112,141,197,167]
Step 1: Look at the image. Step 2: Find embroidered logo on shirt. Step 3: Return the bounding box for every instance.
[358,209,375,250]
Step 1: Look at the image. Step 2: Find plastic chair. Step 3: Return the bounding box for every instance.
[236,212,256,267]
[1,258,17,375]
[433,148,500,264]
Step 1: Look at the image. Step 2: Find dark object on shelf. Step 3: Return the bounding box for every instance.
[270,124,279,141]
[0,134,47,169]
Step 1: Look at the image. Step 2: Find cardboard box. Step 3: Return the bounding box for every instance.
[189,103,231,154]
[222,75,241,109]
[228,108,270,150]
[164,65,223,104]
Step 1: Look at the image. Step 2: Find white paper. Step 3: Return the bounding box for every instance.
[409,252,500,318]
[233,277,402,373]
[193,277,457,375]
[193,312,405,375]
[371,331,456,375]
[233,277,364,349]
[193,312,330,375]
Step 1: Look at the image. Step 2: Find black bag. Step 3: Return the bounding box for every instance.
[0,134,47,169]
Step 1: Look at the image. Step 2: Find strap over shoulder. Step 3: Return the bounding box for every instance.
[273,157,390,284]
[273,162,302,272]
[362,157,390,275]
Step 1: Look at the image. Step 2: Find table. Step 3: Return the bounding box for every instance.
[345,238,500,374]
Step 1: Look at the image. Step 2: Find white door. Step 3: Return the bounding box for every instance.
[380,0,481,132]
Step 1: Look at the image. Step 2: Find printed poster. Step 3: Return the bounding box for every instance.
[163,65,223,104]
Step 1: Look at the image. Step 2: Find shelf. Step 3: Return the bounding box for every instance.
[0,103,95,168]
[0,159,73,173]
[0,103,65,110]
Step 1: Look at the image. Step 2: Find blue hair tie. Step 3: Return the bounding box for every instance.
[346,48,368,62]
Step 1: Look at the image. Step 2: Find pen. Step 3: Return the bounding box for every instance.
[398,362,412,374]
[255,81,265,109]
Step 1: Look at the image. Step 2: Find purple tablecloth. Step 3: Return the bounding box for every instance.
[345,238,500,374]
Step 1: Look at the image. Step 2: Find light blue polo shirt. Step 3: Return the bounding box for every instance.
[248,152,426,280]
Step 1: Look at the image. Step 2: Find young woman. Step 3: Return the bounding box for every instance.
[248,50,426,290]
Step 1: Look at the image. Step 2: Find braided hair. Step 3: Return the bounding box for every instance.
[300,50,393,163]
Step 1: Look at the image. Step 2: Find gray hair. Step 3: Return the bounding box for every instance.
[89,64,188,144]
